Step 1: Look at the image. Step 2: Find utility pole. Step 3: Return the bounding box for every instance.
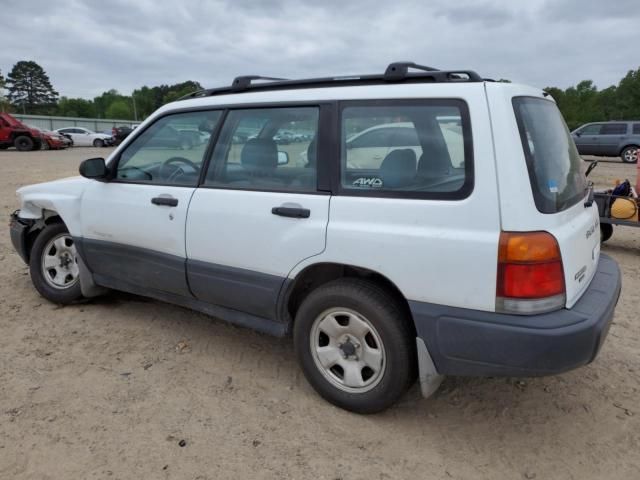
[132,92,138,121]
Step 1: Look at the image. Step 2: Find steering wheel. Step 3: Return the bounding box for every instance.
[160,156,200,182]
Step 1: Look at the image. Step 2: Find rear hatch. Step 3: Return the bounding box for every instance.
[488,85,600,309]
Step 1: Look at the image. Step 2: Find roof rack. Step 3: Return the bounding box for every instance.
[179,61,483,100]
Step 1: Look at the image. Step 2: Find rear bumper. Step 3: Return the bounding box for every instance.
[9,211,34,264]
[410,253,621,377]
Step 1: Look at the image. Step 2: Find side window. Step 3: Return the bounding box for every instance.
[205,107,319,192]
[633,124,640,135]
[341,102,471,197]
[579,124,602,135]
[600,123,627,135]
[116,110,221,186]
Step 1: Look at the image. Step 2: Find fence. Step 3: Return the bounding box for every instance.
[11,114,139,133]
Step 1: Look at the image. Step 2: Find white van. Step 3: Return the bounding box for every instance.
[10,62,621,413]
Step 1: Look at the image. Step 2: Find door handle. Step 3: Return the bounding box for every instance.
[271,206,310,218]
[151,196,178,207]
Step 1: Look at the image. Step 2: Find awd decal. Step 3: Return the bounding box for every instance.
[352,177,383,188]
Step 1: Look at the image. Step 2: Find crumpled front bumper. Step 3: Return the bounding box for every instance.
[9,210,34,264]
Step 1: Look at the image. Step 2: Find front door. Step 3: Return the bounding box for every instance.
[186,106,330,321]
[79,110,223,296]
[574,123,602,155]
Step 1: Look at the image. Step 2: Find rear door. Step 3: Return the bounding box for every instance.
[185,105,330,321]
[489,85,599,308]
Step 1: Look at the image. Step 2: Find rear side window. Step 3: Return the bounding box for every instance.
[632,124,640,135]
[601,123,627,135]
[340,100,472,199]
[513,97,586,214]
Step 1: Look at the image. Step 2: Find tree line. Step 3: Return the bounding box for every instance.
[0,60,202,121]
[1,60,639,128]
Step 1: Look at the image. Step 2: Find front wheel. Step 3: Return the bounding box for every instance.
[294,279,417,414]
[93,138,104,148]
[621,146,638,164]
[29,223,84,304]
[41,140,50,150]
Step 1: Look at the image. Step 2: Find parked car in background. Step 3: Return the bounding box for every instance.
[572,121,640,163]
[25,125,70,150]
[55,127,112,147]
[0,113,43,151]
[112,125,136,145]
[39,129,70,150]
[57,131,74,146]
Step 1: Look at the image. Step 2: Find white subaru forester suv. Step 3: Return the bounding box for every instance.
[10,62,621,413]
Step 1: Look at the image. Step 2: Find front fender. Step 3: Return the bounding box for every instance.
[17,176,90,236]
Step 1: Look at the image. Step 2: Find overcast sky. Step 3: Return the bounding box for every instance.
[1,0,638,99]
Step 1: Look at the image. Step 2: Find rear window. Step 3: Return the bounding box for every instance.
[513,97,586,214]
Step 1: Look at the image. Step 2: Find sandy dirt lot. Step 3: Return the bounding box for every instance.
[0,148,638,480]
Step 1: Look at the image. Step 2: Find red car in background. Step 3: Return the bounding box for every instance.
[30,127,71,150]
[0,112,43,151]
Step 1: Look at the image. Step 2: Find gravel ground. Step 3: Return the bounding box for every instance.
[0,148,638,480]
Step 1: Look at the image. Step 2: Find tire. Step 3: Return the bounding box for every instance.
[293,278,417,414]
[600,223,613,243]
[29,223,83,304]
[14,135,35,151]
[41,141,50,150]
[93,139,105,148]
[621,146,638,164]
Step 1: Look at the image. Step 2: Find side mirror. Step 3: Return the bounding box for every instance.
[277,151,289,166]
[574,131,582,137]
[79,157,109,180]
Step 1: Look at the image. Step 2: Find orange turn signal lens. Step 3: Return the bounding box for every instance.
[498,231,561,263]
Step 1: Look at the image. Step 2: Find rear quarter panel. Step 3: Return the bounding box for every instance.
[290,84,502,312]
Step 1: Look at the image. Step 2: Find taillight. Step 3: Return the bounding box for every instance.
[496,231,565,314]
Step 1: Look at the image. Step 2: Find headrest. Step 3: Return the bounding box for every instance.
[380,149,417,188]
[306,137,317,168]
[241,138,278,171]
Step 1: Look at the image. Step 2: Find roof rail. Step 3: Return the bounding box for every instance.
[383,61,439,81]
[231,75,289,92]
[178,61,484,101]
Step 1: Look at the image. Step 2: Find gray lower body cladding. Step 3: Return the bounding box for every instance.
[410,253,621,377]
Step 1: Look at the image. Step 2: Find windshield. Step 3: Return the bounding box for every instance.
[513,97,586,213]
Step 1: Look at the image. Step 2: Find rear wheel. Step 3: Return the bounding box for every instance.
[294,279,416,413]
[29,223,83,304]
[621,146,638,164]
[93,138,104,148]
[600,223,613,243]
[14,135,35,151]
